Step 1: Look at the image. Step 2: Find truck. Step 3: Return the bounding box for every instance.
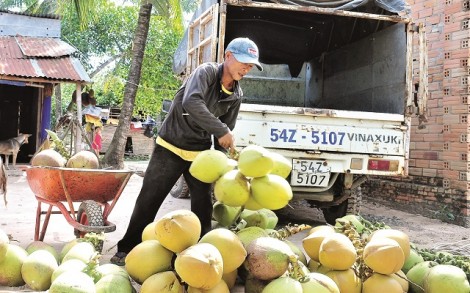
[171,0,428,224]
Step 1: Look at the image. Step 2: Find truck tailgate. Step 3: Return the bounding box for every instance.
[234,104,407,157]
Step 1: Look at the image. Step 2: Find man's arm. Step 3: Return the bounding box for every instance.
[182,65,231,138]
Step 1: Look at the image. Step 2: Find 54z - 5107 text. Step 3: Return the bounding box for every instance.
[270,128,346,145]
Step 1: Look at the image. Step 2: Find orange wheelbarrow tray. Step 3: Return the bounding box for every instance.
[25,166,133,241]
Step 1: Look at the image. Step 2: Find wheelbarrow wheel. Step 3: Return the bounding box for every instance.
[74,200,104,237]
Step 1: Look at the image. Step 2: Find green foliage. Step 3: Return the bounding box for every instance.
[99,10,182,116]
[61,2,136,72]
[180,0,201,13]
[45,129,71,160]
[56,1,183,118]
[0,0,37,10]
[135,19,182,115]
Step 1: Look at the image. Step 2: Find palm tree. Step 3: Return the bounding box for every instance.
[102,2,152,169]
[103,0,183,169]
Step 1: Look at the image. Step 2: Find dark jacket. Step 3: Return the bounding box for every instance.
[158,62,243,151]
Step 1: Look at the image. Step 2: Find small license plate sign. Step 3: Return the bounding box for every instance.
[291,159,331,187]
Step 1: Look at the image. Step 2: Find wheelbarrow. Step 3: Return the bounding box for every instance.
[25,166,133,241]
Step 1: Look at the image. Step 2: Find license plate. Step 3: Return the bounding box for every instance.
[291,159,331,187]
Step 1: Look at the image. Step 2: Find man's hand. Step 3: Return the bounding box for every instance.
[218,131,235,151]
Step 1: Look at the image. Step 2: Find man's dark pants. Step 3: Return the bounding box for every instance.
[116,144,213,254]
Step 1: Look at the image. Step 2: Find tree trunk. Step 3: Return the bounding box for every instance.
[102,3,152,169]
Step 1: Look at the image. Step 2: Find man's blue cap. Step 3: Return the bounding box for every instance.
[225,37,263,71]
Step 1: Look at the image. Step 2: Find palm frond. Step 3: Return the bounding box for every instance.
[56,0,103,30]
[149,0,183,34]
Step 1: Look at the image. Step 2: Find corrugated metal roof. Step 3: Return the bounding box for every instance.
[0,36,91,83]
[16,36,76,57]
[0,9,60,20]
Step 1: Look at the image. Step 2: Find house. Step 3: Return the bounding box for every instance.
[0,10,91,164]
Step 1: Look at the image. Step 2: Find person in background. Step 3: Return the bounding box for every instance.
[110,37,263,265]
[92,126,102,156]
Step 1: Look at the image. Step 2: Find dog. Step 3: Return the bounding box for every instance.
[0,156,6,206]
[0,134,32,169]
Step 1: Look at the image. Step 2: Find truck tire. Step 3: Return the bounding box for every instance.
[321,187,362,225]
[170,175,190,198]
[346,186,362,215]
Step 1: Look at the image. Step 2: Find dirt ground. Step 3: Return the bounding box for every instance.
[276,198,470,250]
[0,163,469,292]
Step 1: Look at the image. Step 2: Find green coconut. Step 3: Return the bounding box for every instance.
[0,228,9,263]
[258,208,279,229]
[62,241,95,264]
[307,259,321,272]
[125,240,174,284]
[362,273,403,293]
[251,174,293,210]
[245,236,294,280]
[238,145,274,178]
[244,194,265,210]
[199,228,247,273]
[212,201,242,227]
[0,244,28,287]
[59,239,81,262]
[66,150,99,169]
[49,271,96,293]
[51,259,87,283]
[406,260,438,293]
[187,279,230,293]
[325,268,362,293]
[26,240,60,263]
[268,152,292,179]
[213,170,250,207]
[335,214,365,233]
[236,226,269,248]
[95,273,134,293]
[21,250,59,291]
[189,149,229,183]
[424,264,470,293]
[402,248,425,273]
[222,269,238,289]
[142,221,158,241]
[244,273,270,293]
[31,149,66,167]
[263,276,303,293]
[283,239,308,265]
[140,271,183,293]
[95,263,129,281]
[240,209,269,229]
[174,243,223,290]
[301,272,340,293]
[391,270,409,292]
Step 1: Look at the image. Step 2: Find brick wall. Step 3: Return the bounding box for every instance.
[362,0,470,227]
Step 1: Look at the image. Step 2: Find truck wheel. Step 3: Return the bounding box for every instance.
[346,186,362,215]
[170,175,190,198]
[321,187,362,225]
[74,200,104,238]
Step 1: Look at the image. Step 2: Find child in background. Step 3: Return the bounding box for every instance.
[92,126,102,155]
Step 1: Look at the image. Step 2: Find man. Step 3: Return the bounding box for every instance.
[111,37,262,265]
